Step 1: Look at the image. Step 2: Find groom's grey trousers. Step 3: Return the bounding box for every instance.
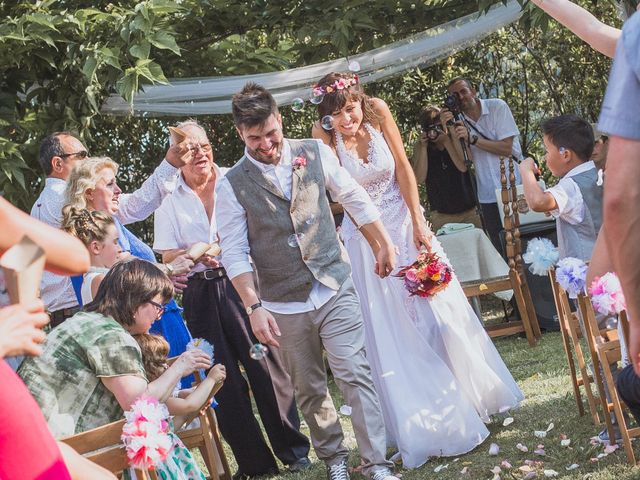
[271,278,393,474]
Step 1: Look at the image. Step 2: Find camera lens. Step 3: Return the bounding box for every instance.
[426,127,440,140]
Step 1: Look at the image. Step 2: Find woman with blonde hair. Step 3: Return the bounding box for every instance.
[63,157,195,377]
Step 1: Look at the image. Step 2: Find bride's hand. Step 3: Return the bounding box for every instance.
[413,220,433,251]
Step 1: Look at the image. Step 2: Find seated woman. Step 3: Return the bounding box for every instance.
[63,157,195,365]
[18,259,211,438]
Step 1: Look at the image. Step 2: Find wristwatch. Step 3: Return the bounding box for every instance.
[246,302,263,316]
[164,262,174,275]
[470,134,479,146]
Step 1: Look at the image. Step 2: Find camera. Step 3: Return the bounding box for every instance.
[443,94,461,117]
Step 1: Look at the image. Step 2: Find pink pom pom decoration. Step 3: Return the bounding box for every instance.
[588,272,626,316]
[121,396,173,471]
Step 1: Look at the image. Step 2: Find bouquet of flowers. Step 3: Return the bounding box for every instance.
[121,396,173,471]
[395,251,452,298]
[589,272,627,316]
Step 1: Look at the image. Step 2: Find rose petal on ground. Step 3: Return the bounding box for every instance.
[546,423,555,432]
[460,466,469,474]
[489,443,500,455]
[516,443,529,452]
[519,465,534,473]
[339,405,352,416]
[534,430,547,438]
[523,473,537,480]
[503,417,515,426]
[604,444,619,454]
[565,463,579,470]
[534,448,546,456]
[543,469,559,477]
[433,464,448,473]
[597,453,607,459]
[560,439,571,447]
[490,466,502,474]
[453,457,460,462]
[501,460,512,468]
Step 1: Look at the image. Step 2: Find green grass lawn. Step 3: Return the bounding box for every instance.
[201,332,640,480]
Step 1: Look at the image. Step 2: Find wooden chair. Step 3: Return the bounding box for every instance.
[179,370,232,480]
[61,366,232,480]
[461,156,541,345]
[548,269,601,423]
[576,293,622,446]
[598,337,640,463]
[167,358,233,480]
[60,418,158,479]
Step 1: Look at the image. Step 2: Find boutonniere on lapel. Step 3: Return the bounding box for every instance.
[292,155,307,170]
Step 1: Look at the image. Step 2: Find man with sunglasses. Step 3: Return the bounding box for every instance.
[31,131,190,326]
[411,105,481,232]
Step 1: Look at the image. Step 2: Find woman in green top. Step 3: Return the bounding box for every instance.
[19,259,212,437]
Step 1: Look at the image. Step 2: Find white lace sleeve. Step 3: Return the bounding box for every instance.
[116,160,179,225]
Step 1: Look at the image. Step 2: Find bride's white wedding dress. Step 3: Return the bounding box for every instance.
[334,124,524,468]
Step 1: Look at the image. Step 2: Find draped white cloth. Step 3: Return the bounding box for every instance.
[101,1,523,116]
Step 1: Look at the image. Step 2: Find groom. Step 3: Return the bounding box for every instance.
[215,82,399,480]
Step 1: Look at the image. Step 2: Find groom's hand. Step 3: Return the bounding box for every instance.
[374,243,397,278]
[250,308,281,348]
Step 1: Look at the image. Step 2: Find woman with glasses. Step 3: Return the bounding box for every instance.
[18,260,212,438]
[411,105,481,232]
[62,157,195,385]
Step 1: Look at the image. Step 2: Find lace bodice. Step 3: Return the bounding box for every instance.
[335,124,409,242]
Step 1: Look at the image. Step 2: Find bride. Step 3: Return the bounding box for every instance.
[311,72,524,468]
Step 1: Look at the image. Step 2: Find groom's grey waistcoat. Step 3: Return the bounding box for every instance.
[225,139,351,302]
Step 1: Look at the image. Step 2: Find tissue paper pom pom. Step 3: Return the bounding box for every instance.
[523,237,559,276]
[187,338,214,365]
[556,257,588,298]
[589,272,626,316]
[122,396,173,470]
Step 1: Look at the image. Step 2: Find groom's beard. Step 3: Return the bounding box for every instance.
[248,142,283,165]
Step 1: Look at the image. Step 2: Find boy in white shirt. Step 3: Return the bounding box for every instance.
[519,114,602,261]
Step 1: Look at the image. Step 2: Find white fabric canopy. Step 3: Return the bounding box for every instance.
[101,1,523,116]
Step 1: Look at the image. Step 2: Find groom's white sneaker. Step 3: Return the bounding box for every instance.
[370,467,400,480]
[327,459,350,480]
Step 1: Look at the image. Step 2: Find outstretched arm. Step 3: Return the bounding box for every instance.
[531,0,620,58]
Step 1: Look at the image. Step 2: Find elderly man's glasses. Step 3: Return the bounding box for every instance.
[147,300,166,316]
[188,143,212,153]
[59,150,89,159]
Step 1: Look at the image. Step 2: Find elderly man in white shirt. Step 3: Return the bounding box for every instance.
[216,83,399,480]
[448,77,523,251]
[31,131,186,326]
[154,121,311,479]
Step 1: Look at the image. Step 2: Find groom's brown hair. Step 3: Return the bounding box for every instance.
[231,82,279,128]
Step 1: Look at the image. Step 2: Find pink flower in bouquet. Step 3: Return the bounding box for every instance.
[405,268,419,284]
[336,78,347,89]
[292,155,307,169]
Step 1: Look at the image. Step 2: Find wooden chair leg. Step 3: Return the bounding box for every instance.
[601,345,635,464]
[510,270,537,346]
[206,408,232,480]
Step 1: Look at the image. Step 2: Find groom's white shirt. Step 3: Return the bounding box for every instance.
[216,139,379,314]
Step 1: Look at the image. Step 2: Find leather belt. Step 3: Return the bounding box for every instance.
[191,268,227,281]
[48,306,81,328]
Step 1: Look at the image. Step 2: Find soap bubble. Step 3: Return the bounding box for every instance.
[249,343,268,360]
[310,91,324,105]
[348,60,361,72]
[291,98,304,112]
[287,233,305,247]
[321,115,334,131]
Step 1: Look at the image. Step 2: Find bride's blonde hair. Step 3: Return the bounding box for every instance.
[63,156,119,215]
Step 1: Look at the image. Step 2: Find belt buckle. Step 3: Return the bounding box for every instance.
[203,269,217,280]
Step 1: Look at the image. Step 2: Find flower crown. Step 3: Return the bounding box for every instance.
[313,75,359,97]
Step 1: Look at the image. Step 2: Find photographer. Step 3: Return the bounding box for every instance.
[447,77,523,251]
[411,105,481,231]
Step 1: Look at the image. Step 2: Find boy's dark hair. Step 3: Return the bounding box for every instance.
[39,131,76,175]
[541,114,594,162]
[231,82,279,128]
[84,259,173,327]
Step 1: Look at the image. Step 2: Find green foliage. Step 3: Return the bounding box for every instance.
[0,0,620,225]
